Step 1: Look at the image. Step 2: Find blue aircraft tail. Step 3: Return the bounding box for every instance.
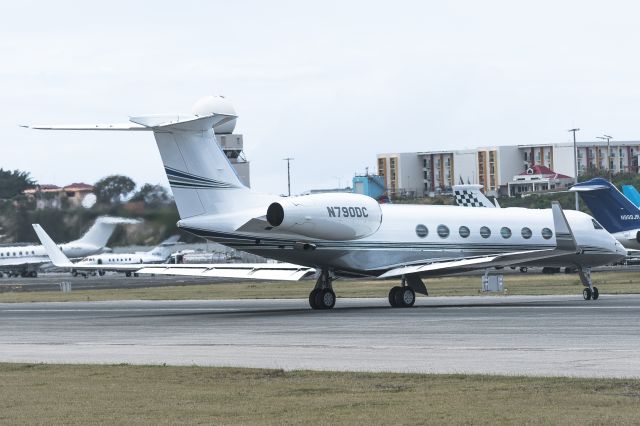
[622,184,640,207]
[571,178,640,233]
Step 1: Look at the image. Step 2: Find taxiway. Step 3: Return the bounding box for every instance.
[1,294,639,378]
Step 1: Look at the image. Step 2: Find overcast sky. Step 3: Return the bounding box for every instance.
[2,0,640,195]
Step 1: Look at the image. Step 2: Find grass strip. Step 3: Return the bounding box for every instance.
[0,363,639,425]
[1,271,639,303]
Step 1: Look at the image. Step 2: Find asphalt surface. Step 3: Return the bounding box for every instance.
[1,294,639,378]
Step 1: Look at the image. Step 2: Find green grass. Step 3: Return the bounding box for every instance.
[1,270,639,303]
[0,364,639,425]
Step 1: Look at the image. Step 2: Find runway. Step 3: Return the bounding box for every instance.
[1,294,640,378]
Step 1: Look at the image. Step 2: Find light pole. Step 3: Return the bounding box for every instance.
[283,157,294,196]
[568,128,580,210]
[596,135,613,181]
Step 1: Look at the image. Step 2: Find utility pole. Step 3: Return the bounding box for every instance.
[283,157,294,196]
[597,135,613,181]
[568,128,580,210]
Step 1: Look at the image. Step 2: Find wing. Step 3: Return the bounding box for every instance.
[32,224,314,281]
[380,202,579,278]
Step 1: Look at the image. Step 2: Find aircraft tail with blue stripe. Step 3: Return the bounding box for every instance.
[570,178,640,234]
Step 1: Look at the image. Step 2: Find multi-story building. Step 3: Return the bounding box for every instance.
[378,140,640,198]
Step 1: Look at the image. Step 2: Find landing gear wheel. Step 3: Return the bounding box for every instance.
[388,286,401,307]
[125,272,132,277]
[314,289,336,310]
[583,287,592,300]
[72,270,78,277]
[309,289,320,309]
[592,286,599,300]
[29,271,37,278]
[519,267,528,273]
[400,287,416,307]
[98,270,105,277]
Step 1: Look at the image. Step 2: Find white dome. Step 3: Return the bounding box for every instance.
[191,95,237,134]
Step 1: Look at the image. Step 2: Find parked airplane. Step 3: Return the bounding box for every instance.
[29,98,626,308]
[70,235,181,277]
[571,178,640,250]
[0,216,140,277]
[622,184,640,207]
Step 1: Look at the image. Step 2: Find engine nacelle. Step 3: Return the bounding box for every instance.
[266,193,382,240]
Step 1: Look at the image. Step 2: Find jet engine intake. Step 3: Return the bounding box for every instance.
[266,193,382,240]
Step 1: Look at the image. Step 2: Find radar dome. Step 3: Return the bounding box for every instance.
[191,95,237,134]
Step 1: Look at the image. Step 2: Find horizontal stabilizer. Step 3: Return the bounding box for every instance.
[27,113,236,133]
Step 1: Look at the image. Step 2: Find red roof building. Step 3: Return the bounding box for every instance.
[508,166,574,197]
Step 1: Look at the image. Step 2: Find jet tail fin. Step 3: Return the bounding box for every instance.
[622,185,640,207]
[32,224,75,267]
[453,184,497,208]
[71,216,141,249]
[570,178,640,233]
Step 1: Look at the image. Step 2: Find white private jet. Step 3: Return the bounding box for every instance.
[67,235,182,277]
[0,216,140,278]
[28,97,626,309]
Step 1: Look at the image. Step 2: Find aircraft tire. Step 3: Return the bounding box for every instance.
[583,288,592,300]
[314,289,335,310]
[125,272,132,277]
[308,289,320,309]
[519,267,528,273]
[29,271,37,278]
[592,286,599,300]
[72,270,78,277]
[98,270,105,276]
[388,286,401,307]
[399,287,416,307]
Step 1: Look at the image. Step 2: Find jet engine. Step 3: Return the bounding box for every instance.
[266,193,382,240]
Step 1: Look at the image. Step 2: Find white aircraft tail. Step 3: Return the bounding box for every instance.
[453,184,498,208]
[71,216,141,248]
[149,235,182,258]
[31,102,264,220]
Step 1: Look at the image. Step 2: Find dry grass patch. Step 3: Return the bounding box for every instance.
[0,364,639,425]
[0,271,639,303]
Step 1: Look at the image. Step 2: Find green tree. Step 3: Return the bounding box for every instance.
[94,175,136,204]
[130,184,172,206]
[0,169,35,199]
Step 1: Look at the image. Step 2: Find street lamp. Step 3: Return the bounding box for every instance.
[596,135,613,181]
[283,157,294,196]
[568,128,580,210]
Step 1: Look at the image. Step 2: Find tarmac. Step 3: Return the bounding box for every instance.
[1,294,640,378]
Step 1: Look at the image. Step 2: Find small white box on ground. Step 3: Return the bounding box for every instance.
[482,274,504,292]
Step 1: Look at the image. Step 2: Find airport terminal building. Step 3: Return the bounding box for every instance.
[377,141,640,197]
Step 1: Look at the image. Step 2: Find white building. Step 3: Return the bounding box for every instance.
[378,140,640,198]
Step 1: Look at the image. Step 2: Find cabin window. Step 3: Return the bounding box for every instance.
[19,251,22,256]
[500,227,512,239]
[592,219,603,230]
[541,228,553,239]
[437,225,450,238]
[459,226,470,238]
[480,226,491,238]
[521,227,532,239]
[415,224,428,238]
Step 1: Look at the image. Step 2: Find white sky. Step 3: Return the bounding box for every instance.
[2,0,640,195]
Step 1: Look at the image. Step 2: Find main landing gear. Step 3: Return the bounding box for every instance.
[309,269,336,310]
[388,275,428,308]
[578,267,599,301]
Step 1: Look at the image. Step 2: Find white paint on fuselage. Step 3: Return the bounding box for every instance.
[180,204,626,273]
